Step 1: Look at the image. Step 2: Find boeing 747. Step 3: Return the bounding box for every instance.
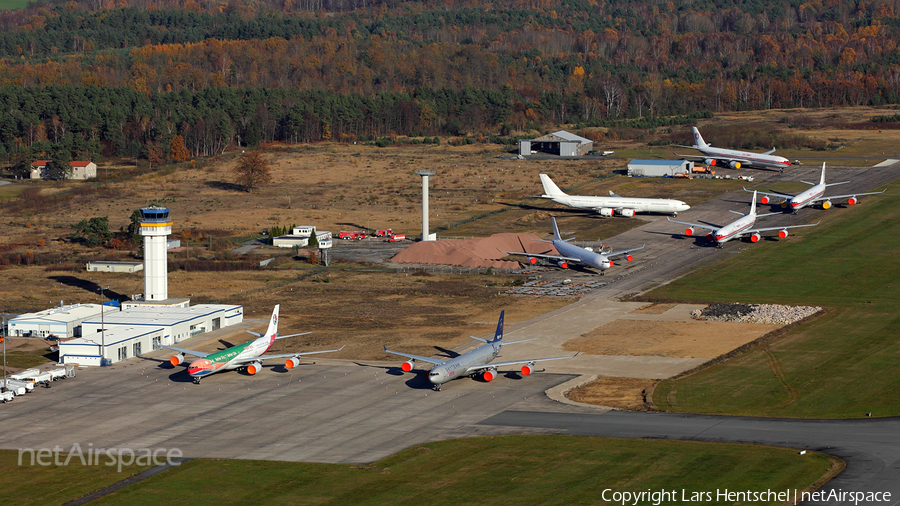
[539,174,690,217]
[674,127,791,170]
[746,162,885,212]
[383,310,575,391]
[500,216,643,274]
[163,305,343,383]
[668,191,818,247]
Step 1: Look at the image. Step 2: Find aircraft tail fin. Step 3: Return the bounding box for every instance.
[491,310,505,343]
[749,190,757,215]
[263,304,280,344]
[820,162,826,185]
[692,127,709,149]
[539,174,567,197]
[762,147,777,156]
[550,216,563,241]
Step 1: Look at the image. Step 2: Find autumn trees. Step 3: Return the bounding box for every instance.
[233,150,272,192]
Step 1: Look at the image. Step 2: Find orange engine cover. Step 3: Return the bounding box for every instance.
[521,365,533,376]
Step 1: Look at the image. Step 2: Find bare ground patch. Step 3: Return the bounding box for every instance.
[630,303,678,314]
[566,377,658,410]
[563,319,782,359]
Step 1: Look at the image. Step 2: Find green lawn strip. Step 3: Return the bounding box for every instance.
[88,436,835,506]
[650,177,900,418]
[0,450,152,506]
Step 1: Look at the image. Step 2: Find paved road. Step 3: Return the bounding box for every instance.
[480,410,900,506]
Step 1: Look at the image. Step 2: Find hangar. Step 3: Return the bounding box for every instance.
[519,130,593,157]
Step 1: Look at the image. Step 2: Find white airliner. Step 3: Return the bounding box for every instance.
[668,191,818,247]
[500,216,643,274]
[539,174,690,217]
[383,310,575,391]
[674,127,791,170]
[163,305,343,383]
[746,162,885,212]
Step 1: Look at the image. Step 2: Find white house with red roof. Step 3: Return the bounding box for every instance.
[30,160,98,180]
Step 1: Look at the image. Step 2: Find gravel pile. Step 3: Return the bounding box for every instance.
[691,303,821,325]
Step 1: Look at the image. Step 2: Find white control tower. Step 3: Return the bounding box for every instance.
[139,207,171,301]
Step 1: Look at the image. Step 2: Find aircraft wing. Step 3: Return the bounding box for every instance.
[233,345,345,364]
[463,354,578,374]
[498,250,583,263]
[666,217,720,231]
[743,187,794,200]
[812,190,886,203]
[748,222,819,235]
[160,345,210,359]
[606,244,644,258]
[382,346,446,366]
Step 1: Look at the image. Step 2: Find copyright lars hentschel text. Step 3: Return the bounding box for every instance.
[601,488,891,505]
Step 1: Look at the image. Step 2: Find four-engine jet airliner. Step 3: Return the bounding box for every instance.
[539,174,690,217]
[383,310,575,391]
[674,127,791,170]
[163,304,343,383]
[746,162,885,213]
[500,216,643,274]
[668,191,818,247]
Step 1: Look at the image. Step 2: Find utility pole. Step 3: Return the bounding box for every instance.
[2,315,7,390]
[99,286,108,365]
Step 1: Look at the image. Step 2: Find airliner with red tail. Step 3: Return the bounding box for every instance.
[163,305,343,384]
[675,127,791,170]
[668,191,818,247]
[746,162,885,212]
[383,310,575,391]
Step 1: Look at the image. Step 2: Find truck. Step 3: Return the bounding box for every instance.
[692,166,715,174]
[0,390,14,402]
[48,367,70,381]
[338,231,367,240]
[4,379,31,394]
[9,368,39,381]
[386,234,406,242]
[375,229,393,237]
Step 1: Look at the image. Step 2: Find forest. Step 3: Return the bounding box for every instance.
[2,0,900,162]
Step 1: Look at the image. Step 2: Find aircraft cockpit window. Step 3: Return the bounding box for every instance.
[430,372,439,376]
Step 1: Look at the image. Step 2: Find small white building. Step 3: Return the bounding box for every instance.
[29,160,98,180]
[85,261,144,273]
[8,304,105,338]
[274,230,332,249]
[59,304,243,366]
[627,159,694,177]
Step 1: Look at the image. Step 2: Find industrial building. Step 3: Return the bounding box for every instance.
[85,261,144,273]
[627,159,694,177]
[519,131,593,157]
[273,226,333,249]
[8,304,105,338]
[59,304,243,366]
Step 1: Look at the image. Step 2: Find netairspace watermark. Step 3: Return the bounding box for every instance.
[600,488,893,506]
[18,443,183,473]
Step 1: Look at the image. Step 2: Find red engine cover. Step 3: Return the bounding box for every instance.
[247,363,261,375]
[685,228,694,236]
[761,196,770,205]
[625,255,633,262]
[750,233,761,243]
[529,257,537,265]
[521,365,533,376]
[778,229,789,239]
[560,262,568,269]
[401,361,414,372]
[848,197,857,205]
[483,370,495,382]
[609,261,614,266]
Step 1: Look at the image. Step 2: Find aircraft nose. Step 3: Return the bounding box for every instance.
[679,203,691,211]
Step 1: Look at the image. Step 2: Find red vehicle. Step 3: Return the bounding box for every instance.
[386,233,406,242]
[339,231,367,240]
[375,229,393,237]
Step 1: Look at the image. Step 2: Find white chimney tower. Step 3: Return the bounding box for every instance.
[415,170,436,241]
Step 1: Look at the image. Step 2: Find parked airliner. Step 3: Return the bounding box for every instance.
[668,191,818,247]
[746,162,885,212]
[383,310,575,391]
[163,305,343,383]
[500,217,643,274]
[539,174,690,217]
[674,127,791,170]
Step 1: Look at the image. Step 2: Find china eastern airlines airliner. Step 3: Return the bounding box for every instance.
[163,305,342,383]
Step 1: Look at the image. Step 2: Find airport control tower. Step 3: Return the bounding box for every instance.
[139,207,171,301]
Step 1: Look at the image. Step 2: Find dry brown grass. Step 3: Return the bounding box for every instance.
[567,377,658,410]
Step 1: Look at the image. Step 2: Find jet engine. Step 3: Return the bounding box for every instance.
[285,357,300,370]
[170,353,185,366]
[557,261,569,269]
[521,364,534,376]
[822,200,832,210]
[684,227,694,236]
[729,161,742,169]
[608,260,615,267]
[482,369,498,382]
[527,257,538,265]
[750,233,761,243]
[401,360,415,372]
[705,233,714,241]
[619,209,636,217]
[705,159,717,166]
[781,201,789,209]
[778,229,789,239]
[598,208,615,217]
[760,196,770,205]
[246,361,263,375]
[625,254,634,262]
[848,197,858,205]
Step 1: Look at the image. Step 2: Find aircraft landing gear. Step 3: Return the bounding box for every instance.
[192,378,201,385]
[433,384,442,391]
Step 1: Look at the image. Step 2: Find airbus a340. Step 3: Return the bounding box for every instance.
[675,127,791,170]
[383,310,575,391]
[164,305,343,383]
[500,216,643,274]
[539,174,690,217]
[668,191,818,247]
[747,163,885,212]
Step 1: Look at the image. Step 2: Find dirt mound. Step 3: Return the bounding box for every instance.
[391,233,557,269]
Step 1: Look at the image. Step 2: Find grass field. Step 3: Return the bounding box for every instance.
[65,436,836,506]
[650,177,900,418]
